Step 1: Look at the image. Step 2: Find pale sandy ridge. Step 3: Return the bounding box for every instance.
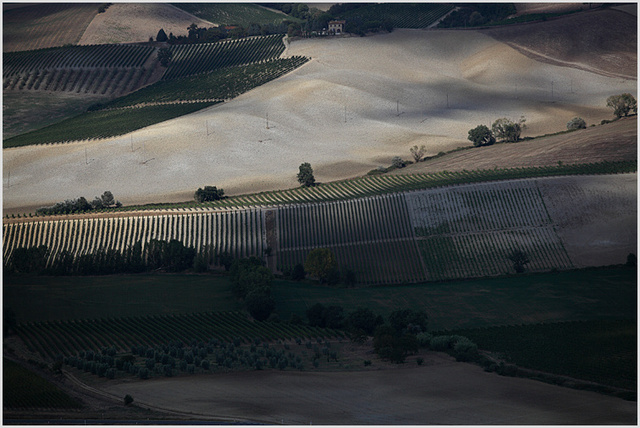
[3,29,636,211]
[78,3,214,45]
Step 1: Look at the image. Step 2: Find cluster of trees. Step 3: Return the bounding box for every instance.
[438,3,517,28]
[194,186,225,203]
[468,116,526,147]
[36,191,121,216]
[4,239,202,276]
[606,93,637,118]
[230,257,275,321]
[304,304,428,363]
[155,22,291,45]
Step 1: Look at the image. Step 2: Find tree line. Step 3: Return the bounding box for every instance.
[36,191,121,216]
[4,239,210,276]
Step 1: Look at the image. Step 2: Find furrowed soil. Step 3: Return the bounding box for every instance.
[100,355,637,425]
[3,20,636,212]
[394,116,636,173]
[78,3,214,45]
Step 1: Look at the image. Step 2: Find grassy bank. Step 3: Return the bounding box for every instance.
[5,266,636,331]
[444,319,636,392]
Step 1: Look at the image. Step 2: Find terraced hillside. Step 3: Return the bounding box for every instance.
[5,173,635,284]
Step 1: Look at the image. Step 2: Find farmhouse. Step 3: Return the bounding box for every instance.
[328,20,345,34]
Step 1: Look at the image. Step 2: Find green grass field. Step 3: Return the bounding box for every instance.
[4,274,240,323]
[3,102,218,147]
[5,267,636,331]
[3,358,82,409]
[445,319,637,391]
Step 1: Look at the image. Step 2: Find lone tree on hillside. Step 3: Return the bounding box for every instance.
[508,249,530,273]
[410,145,426,162]
[492,117,526,142]
[606,93,637,118]
[566,117,586,130]
[297,162,315,187]
[305,248,337,283]
[156,28,168,42]
[467,124,495,147]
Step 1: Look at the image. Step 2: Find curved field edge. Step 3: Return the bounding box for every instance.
[2,103,218,148]
[3,57,309,148]
[443,319,637,392]
[8,160,635,218]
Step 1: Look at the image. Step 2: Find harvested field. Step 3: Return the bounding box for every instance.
[3,3,99,52]
[484,9,637,79]
[394,116,637,174]
[538,173,637,267]
[100,357,637,425]
[3,27,636,212]
[78,3,213,45]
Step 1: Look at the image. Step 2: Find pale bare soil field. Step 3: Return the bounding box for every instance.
[78,3,214,45]
[484,8,637,79]
[3,23,636,212]
[101,353,636,425]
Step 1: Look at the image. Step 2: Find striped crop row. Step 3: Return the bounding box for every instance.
[162,34,285,80]
[16,311,342,360]
[112,161,636,213]
[4,209,265,267]
[7,171,631,284]
[3,44,155,77]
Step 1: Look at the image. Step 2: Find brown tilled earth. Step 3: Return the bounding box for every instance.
[100,354,636,425]
[484,8,637,79]
[393,115,637,175]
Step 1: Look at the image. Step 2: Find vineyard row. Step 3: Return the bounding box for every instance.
[3,44,155,77]
[3,66,155,96]
[162,34,286,80]
[16,311,342,360]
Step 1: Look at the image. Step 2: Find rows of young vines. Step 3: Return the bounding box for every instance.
[3,44,154,76]
[275,194,425,284]
[4,209,265,267]
[120,161,635,213]
[406,180,573,280]
[3,66,155,96]
[100,56,309,109]
[162,34,285,80]
[16,311,342,360]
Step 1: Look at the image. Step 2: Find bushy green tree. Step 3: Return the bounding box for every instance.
[347,307,383,335]
[304,248,336,283]
[297,162,315,187]
[566,117,586,130]
[492,117,526,142]
[468,124,495,147]
[606,93,637,118]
